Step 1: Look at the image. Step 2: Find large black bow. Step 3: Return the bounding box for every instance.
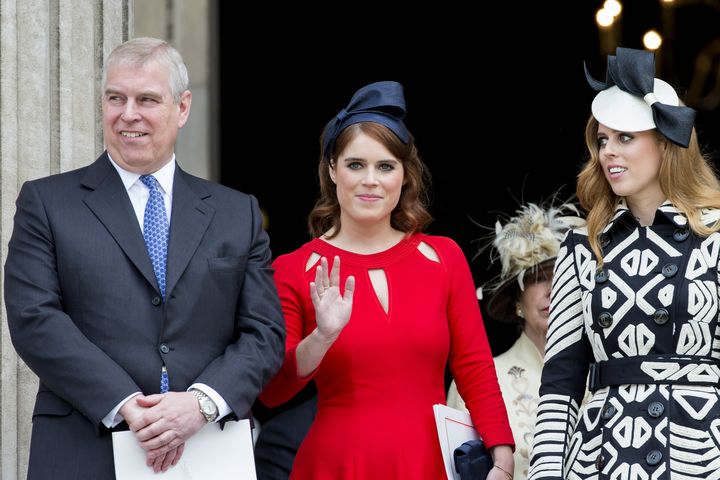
[585,47,695,147]
[321,81,409,161]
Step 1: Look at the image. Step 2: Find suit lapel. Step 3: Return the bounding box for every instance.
[166,168,215,297]
[81,153,159,293]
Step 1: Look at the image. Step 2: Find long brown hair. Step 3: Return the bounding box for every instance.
[578,115,720,267]
[308,122,432,238]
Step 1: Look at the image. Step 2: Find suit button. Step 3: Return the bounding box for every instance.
[595,454,605,470]
[652,308,670,325]
[152,296,162,306]
[601,404,616,420]
[673,227,690,242]
[662,263,678,278]
[159,343,170,354]
[648,402,665,418]
[599,233,611,248]
[598,312,613,328]
[595,269,609,283]
[646,449,663,466]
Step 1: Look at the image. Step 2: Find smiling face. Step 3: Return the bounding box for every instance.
[102,60,191,174]
[329,131,405,229]
[596,123,665,204]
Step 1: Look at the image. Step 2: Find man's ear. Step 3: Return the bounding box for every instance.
[177,90,192,128]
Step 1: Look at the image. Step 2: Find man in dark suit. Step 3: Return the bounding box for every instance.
[4,37,285,479]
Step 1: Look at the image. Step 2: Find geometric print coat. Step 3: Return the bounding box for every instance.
[528,200,720,480]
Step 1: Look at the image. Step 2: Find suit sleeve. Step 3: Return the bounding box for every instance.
[443,238,515,450]
[4,181,140,424]
[193,194,286,418]
[528,231,593,480]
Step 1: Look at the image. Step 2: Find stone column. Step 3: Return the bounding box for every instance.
[134,0,215,180]
[0,1,132,477]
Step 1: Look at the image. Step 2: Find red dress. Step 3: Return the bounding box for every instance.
[261,233,513,479]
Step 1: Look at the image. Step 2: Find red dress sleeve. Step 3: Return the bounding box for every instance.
[440,237,515,449]
[259,250,315,407]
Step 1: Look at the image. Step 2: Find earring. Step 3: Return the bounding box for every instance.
[516,304,524,318]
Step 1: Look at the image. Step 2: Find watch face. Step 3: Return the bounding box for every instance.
[201,398,217,415]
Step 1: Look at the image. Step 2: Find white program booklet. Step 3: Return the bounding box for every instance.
[112,419,256,479]
[433,404,481,480]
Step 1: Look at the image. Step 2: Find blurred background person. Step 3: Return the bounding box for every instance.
[253,384,317,480]
[448,201,584,480]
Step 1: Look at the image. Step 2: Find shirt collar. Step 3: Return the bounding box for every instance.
[602,198,688,234]
[107,154,176,195]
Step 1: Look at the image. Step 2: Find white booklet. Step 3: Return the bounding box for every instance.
[433,404,481,480]
[112,419,256,479]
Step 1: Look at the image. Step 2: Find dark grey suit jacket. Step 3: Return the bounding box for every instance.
[4,153,285,479]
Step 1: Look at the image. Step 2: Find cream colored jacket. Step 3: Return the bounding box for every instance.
[447,332,542,480]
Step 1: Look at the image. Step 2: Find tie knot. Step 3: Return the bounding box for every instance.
[140,174,160,191]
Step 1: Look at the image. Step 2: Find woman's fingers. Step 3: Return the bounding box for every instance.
[309,281,320,305]
[314,256,351,302]
[321,257,330,289]
[329,255,341,287]
[343,275,355,303]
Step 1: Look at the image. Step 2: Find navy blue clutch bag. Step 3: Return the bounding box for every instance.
[454,438,493,480]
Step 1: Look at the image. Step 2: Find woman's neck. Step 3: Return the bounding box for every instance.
[626,194,666,227]
[524,326,547,356]
[323,222,407,254]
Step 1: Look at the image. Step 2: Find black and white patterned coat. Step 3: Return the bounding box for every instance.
[528,200,720,480]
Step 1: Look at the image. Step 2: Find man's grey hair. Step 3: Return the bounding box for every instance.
[102,37,189,103]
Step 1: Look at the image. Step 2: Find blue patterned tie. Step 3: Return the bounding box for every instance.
[140,175,170,393]
[140,175,169,298]
[160,365,169,394]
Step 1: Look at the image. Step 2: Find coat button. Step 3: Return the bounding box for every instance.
[601,404,616,420]
[599,233,611,248]
[159,343,170,354]
[598,312,613,328]
[652,308,670,325]
[152,296,162,306]
[595,454,605,470]
[662,264,678,278]
[673,227,690,242]
[646,450,663,466]
[648,402,665,418]
[595,269,609,283]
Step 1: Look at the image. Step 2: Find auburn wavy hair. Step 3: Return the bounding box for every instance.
[308,122,432,238]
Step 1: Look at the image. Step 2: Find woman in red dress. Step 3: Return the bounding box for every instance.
[260,81,514,479]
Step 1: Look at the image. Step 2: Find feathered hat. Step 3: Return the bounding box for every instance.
[481,202,585,323]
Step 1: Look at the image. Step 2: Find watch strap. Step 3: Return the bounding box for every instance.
[189,388,218,422]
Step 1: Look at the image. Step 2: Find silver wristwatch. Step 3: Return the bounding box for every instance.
[190,388,219,422]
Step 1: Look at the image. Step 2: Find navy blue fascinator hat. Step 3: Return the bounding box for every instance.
[585,47,696,148]
[321,81,410,162]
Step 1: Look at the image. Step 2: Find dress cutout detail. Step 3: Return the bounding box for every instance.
[305,252,321,272]
[368,268,389,314]
[418,241,440,263]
